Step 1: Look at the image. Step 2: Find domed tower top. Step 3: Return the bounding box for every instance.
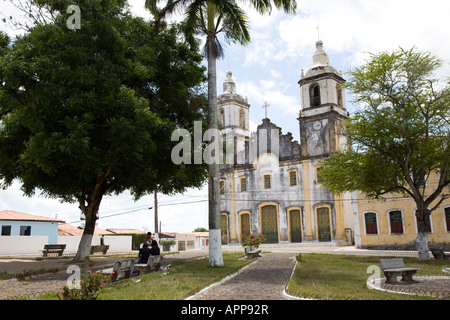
[223,70,237,94]
[303,40,341,78]
[311,40,330,68]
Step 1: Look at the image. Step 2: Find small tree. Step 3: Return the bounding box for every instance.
[320,47,450,260]
[0,0,207,261]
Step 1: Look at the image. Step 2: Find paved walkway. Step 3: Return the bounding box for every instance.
[192,252,295,300]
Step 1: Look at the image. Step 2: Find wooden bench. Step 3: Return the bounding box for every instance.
[431,248,450,260]
[380,258,421,284]
[245,246,261,259]
[102,258,135,282]
[134,255,163,274]
[90,245,110,255]
[41,244,66,257]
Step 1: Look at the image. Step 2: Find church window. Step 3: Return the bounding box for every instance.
[316,166,324,184]
[263,174,272,190]
[239,110,245,129]
[220,180,225,195]
[364,212,378,235]
[310,84,321,107]
[389,210,404,234]
[240,176,247,192]
[337,88,343,106]
[289,170,298,186]
[219,108,225,126]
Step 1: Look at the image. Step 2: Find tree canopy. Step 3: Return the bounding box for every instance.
[0,0,208,260]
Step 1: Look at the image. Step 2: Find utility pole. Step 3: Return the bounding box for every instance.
[154,191,158,234]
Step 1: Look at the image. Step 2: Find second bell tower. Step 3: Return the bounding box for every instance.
[298,40,348,158]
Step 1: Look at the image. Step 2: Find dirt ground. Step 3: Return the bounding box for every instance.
[0,255,133,275]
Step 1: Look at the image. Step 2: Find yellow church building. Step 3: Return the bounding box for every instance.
[218,40,450,250]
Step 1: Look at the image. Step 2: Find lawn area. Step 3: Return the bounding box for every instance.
[286,253,449,300]
[97,252,251,300]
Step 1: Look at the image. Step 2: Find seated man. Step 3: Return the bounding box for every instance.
[137,243,151,264]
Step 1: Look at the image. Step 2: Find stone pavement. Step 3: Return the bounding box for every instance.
[192,252,296,300]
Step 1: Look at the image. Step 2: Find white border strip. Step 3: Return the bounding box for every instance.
[367,276,450,297]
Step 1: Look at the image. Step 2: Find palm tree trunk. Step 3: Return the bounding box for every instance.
[206,2,223,267]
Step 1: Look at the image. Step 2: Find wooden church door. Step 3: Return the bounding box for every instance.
[289,209,302,243]
[261,205,278,243]
[317,207,331,242]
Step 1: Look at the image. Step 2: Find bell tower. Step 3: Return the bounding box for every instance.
[218,70,250,165]
[298,40,348,158]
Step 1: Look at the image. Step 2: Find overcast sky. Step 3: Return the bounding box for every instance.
[0,0,449,233]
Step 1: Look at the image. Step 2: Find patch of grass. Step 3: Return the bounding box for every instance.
[98,252,250,300]
[286,254,448,300]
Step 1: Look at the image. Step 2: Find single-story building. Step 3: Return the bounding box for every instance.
[0,210,64,244]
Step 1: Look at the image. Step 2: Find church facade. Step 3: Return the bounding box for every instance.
[218,40,450,250]
[218,40,354,245]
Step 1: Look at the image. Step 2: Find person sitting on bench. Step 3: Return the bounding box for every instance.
[149,240,160,256]
[137,243,151,264]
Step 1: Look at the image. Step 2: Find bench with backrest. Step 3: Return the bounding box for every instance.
[380,258,421,284]
[102,258,135,282]
[134,255,163,274]
[90,245,110,255]
[245,246,261,259]
[41,244,66,257]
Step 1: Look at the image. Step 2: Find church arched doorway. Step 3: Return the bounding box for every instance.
[288,208,302,243]
[316,206,332,242]
[239,211,251,237]
[220,213,229,244]
[259,203,279,243]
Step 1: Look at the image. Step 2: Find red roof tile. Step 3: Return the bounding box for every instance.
[106,228,146,234]
[0,210,65,223]
[58,223,113,236]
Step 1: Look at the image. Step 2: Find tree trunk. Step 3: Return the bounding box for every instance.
[414,232,429,260]
[73,191,104,262]
[206,7,223,266]
[414,207,430,260]
[73,207,97,262]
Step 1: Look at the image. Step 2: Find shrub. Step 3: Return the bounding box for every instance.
[58,270,111,300]
[241,233,266,248]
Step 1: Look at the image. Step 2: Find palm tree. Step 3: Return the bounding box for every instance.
[145,0,297,266]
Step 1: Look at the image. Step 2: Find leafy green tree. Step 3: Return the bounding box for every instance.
[320,47,450,259]
[193,227,208,232]
[0,0,207,261]
[146,0,297,267]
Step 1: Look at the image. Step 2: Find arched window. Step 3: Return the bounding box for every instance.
[239,109,245,129]
[310,84,321,107]
[337,88,343,106]
[389,210,404,234]
[219,108,225,126]
[364,212,378,235]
